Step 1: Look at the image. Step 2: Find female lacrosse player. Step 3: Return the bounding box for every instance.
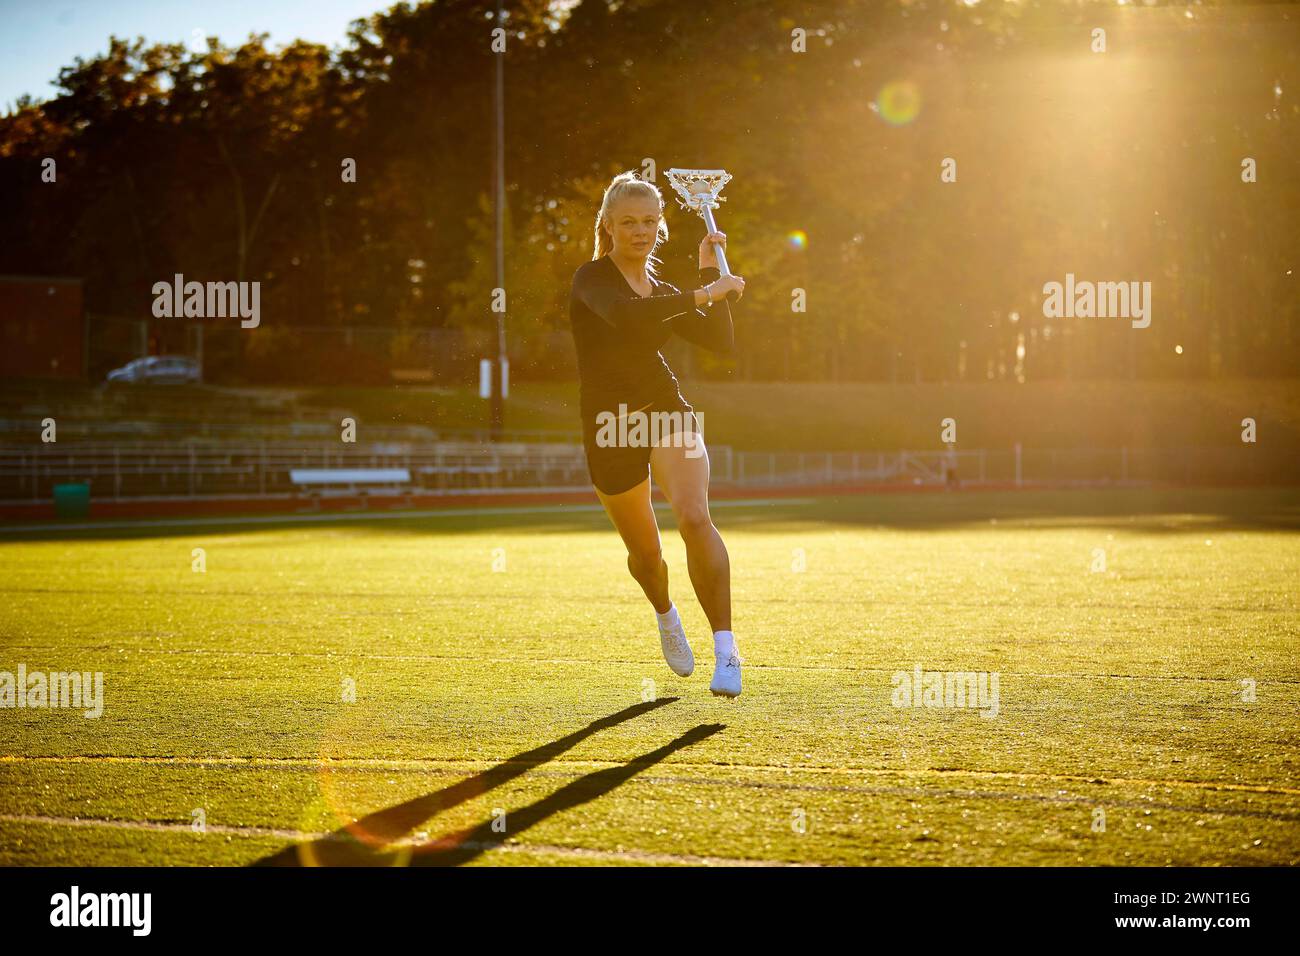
[568,171,746,697]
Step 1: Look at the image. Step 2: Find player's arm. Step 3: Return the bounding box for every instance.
[668,265,735,355]
[576,266,705,331]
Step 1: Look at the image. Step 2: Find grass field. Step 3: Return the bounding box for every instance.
[1,486,1297,866]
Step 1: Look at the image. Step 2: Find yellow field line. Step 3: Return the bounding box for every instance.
[2,754,1297,797]
[0,813,807,866]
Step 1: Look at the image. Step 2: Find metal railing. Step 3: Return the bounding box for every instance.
[719,446,1280,488]
[0,440,592,501]
[0,441,1285,504]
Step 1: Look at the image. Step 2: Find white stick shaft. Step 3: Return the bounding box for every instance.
[700,205,732,277]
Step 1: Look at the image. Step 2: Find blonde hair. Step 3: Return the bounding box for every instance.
[592,170,669,277]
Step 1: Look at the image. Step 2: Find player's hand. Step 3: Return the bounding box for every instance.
[708,274,745,302]
[699,231,726,270]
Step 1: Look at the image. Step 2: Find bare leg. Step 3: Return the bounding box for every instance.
[650,431,731,633]
[594,475,671,613]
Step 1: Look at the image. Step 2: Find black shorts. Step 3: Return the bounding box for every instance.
[581,396,701,496]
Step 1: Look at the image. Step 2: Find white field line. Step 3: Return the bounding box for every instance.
[3,753,1298,798]
[0,813,806,866]
[0,497,816,534]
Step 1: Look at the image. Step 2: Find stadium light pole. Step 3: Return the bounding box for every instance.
[490,0,507,440]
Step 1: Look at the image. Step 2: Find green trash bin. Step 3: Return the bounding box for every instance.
[53,482,90,519]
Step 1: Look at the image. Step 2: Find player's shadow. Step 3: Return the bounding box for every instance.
[253,699,723,867]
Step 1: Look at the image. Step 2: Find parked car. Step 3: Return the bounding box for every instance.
[106,355,201,385]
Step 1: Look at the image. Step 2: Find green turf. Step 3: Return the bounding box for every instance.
[1,487,1297,866]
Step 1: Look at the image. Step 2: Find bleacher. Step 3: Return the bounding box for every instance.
[0,439,592,502]
[0,379,592,502]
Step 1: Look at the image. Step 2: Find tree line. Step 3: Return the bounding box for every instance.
[2,0,1295,384]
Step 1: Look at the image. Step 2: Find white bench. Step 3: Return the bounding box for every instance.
[290,468,413,508]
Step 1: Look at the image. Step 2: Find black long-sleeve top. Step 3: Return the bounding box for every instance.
[569,253,734,426]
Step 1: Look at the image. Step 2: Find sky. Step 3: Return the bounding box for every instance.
[0,0,395,111]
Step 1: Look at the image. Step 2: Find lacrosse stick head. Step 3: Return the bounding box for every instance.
[665,168,732,216]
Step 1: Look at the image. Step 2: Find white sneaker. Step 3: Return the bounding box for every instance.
[658,614,694,677]
[710,652,742,698]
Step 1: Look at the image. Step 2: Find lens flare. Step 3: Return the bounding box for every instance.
[875,80,922,126]
[787,230,808,251]
[294,791,413,867]
[298,701,481,865]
